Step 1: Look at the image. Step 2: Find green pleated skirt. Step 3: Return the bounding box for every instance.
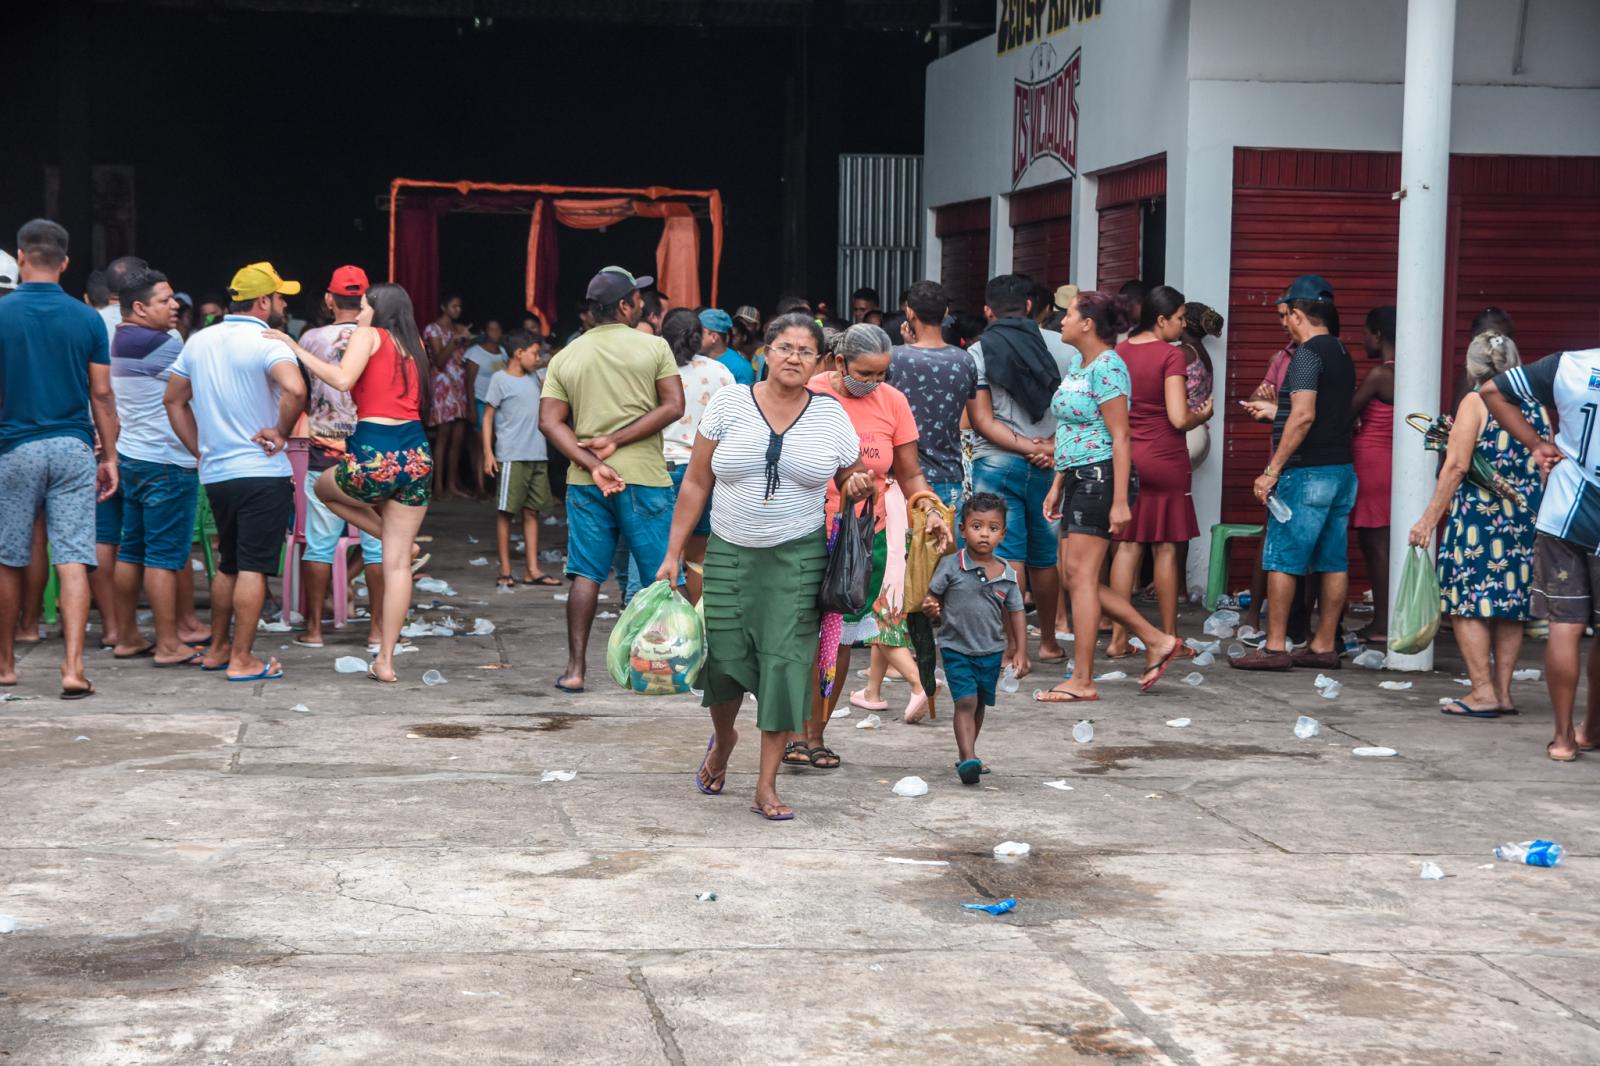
[700,529,827,733]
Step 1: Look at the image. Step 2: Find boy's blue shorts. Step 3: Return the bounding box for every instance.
[941,648,1003,707]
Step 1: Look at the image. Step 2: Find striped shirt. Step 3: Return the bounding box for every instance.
[1494,348,1600,547]
[111,324,195,468]
[701,385,861,548]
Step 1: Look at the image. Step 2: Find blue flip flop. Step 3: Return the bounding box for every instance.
[750,803,795,822]
[554,677,585,694]
[1441,699,1499,719]
[695,734,724,796]
[227,664,284,682]
[956,758,983,785]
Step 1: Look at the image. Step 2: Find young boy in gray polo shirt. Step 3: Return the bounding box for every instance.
[923,493,1029,785]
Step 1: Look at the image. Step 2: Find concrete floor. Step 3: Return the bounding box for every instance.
[2,499,1598,1065]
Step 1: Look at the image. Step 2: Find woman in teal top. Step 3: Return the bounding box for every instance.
[1038,291,1184,703]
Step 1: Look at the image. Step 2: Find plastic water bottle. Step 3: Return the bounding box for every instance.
[1071,720,1094,744]
[1494,840,1565,867]
[999,665,1021,694]
[1341,630,1363,658]
[1266,494,1293,523]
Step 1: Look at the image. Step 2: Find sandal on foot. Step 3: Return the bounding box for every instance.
[496,574,515,589]
[956,758,983,785]
[807,744,841,770]
[1139,640,1185,692]
[782,741,814,766]
[1441,700,1499,719]
[1547,741,1579,763]
[366,663,398,684]
[695,734,725,796]
[849,689,888,711]
[750,801,795,821]
[522,574,562,587]
[1033,687,1098,704]
[60,681,95,700]
[903,692,930,724]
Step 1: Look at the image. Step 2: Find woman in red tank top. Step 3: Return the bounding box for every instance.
[266,282,434,683]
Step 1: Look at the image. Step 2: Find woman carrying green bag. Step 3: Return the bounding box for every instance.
[656,312,872,822]
[1407,331,1547,719]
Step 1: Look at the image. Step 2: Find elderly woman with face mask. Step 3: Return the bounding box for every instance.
[782,323,953,771]
[1409,331,1547,721]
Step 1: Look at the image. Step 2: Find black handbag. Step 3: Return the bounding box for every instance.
[817,493,876,615]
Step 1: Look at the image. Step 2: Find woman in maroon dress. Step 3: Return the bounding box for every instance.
[1105,286,1213,657]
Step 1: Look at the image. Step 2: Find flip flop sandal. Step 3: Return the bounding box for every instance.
[903,692,930,724]
[1440,700,1499,719]
[695,735,726,796]
[1033,688,1099,703]
[522,575,562,587]
[496,574,516,589]
[849,689,889,711]
[956,758,983,785]
[1139,641,1185,692]
[228,664,284,682]
[410,552,432,573]
[60,682,95,700]
[113,646,156,660]
[1036,654,1070,664]
[750,803,795,821]
[554,677,585,694]
[1547,741,1579,763]
[200,662,229,672]
[366,662,398,684]
[1102,650,1138,661]
[782,741,814,766]
[153,651,204,668]
[292,637,325,648]
[1496,706,1521,716]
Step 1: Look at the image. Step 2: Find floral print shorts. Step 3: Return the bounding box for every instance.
[335,421,433,508]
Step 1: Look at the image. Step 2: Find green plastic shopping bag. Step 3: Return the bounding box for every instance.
[605,580,706,694]
[1388,546,1442,655]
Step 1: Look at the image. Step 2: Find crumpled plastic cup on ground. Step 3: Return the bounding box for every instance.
[334,656,367,674]
[891,776,928,797]
[993,841,1031,858]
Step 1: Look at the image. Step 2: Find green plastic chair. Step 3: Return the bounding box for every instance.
[41,546,58,626]
[1205,522,1265,610]
[194,491,217,579]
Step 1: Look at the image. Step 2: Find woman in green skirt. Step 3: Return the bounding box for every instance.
[657,312,871,821]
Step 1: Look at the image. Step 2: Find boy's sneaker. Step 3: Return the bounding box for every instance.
[1237,626,1266,649]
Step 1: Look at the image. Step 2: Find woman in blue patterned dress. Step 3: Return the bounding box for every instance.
[1409,331,1547,718]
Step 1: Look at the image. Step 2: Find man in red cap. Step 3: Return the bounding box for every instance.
[293,266,392,652]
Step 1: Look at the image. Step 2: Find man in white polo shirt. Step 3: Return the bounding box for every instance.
[164,261,306,683]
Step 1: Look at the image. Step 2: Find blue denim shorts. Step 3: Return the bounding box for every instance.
[95,486,124,546]
[1263,464,1358,577]
[303,470,382,566]
[669,463,712,538]
[941,647,1003,707]
[117,456,199,570]
[970,453,1059,568]
[565,482,674,586]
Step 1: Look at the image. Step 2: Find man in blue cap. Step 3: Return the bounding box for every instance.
[698,308,754,386]
[1232,274,1357,673]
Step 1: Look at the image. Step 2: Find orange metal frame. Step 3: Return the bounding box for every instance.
[386,178,723,306]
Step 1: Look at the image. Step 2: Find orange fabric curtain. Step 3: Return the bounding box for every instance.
[553,198,637,229]
[637,203,701,309]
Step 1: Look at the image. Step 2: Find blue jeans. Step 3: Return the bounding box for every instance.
[302,470,382,566]
[970,453,1059,568]
[566,482,675,591]
[117,456,199,570]
[669,463,713,537]
[1263,464,1358,577]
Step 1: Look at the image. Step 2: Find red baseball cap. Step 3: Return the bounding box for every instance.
[328,265,369,296]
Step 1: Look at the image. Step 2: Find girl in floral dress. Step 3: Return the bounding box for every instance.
[423,294,472,498]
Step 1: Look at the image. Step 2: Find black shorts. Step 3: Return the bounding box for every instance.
[1058,460,1139,539]
[206,476,292,576]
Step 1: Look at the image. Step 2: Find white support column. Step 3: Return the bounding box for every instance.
[990,195,1014,277]
[1387,0,1456,671]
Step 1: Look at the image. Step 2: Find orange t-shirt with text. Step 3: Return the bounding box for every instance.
[808,372,920,532]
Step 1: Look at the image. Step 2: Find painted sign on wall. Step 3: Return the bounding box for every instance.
[1012,43,1081,187]
[996,0,1102,56]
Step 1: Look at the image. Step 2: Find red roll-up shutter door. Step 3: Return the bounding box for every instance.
[1096,205,1141,294]
[936,199,991,317]
[1010,180,1072,288]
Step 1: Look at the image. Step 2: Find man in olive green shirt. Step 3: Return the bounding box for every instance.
[539,266,685,692]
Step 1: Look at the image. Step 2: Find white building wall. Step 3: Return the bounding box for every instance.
[926,0,1600,588]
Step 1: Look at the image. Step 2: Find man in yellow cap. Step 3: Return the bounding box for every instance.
[161,261,306,683]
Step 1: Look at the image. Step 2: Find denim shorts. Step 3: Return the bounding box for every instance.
[1263,463,1358,576]
[96,486,124,546]
[970,453,1059,568]
[565,482,674,586]
[668,463,712,538]
[303,470,381,566]
[117,456,199,570]
[941,647,1003,707]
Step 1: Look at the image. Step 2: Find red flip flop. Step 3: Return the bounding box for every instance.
[1139,640,1184,691]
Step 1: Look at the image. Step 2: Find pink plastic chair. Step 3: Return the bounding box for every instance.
[282,438,364,629]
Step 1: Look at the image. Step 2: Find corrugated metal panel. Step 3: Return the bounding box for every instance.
[1010,180,1072,288]
[1096,155,1167,209]
[1096,203,1141,293]
[838,153,924,316]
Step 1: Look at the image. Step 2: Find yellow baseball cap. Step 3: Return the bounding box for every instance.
[227,261,301,302]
